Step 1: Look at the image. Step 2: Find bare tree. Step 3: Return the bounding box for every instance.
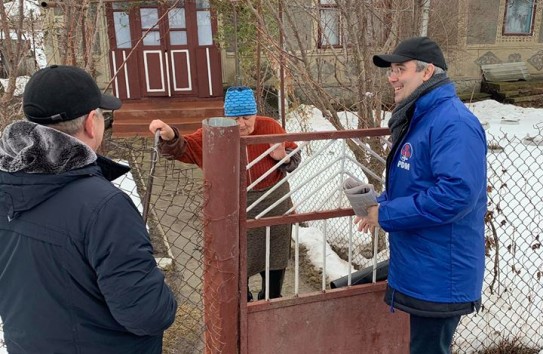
[41,0,100,72]
[242,0,425,188]
[419,0,431,36]
[0,0,30,128]
[0,0,108,129]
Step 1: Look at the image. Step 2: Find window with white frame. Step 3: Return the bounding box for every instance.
[503,0,536,36]
[196,0,213,46]
[319,0,341,48]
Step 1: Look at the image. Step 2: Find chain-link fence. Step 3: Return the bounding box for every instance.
[101,134,207,354]
[452,129,543,353]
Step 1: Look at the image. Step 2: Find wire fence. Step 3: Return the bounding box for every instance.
[453,129,543,353]
[283,127,390,270]
[1,121,542,353]
[100,134,207,354]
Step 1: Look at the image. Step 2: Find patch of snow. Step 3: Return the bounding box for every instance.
[296,226,354,282]
[0,76,30,96]
[0,317,5,354]
[3,0,40,18]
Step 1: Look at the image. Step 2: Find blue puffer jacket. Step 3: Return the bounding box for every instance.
[378,84,487,314]
[0,121,177,353]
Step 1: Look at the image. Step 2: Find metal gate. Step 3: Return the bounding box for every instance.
[201,119,409,353]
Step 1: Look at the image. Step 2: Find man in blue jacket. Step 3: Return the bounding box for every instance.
[0,65,177,353]
[356,37,487,353]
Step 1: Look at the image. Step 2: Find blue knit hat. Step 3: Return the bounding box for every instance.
[224,86,257,117]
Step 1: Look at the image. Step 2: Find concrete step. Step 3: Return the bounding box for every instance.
[115,107,224,121]
[504,93,543,104]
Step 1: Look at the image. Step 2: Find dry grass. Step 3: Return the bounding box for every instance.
[488,141,504,152]
[296,243,325,290]
[469,337,541,354]
[163,302,204,354]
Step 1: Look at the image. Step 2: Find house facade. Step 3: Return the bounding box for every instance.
[219,0,543,101]
[451,0,543,91]
[41,0,543,135]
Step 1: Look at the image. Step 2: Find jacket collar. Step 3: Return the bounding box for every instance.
[413,83,456,122]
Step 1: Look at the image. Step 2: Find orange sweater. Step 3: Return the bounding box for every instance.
[159,116,298,190]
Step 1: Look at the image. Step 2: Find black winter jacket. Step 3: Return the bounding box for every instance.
[0,121,177,353]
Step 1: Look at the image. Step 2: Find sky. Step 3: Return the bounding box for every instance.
[1,99,542,353]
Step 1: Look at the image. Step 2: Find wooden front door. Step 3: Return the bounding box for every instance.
[106,0,222,100]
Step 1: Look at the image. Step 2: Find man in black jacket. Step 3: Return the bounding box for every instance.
[0,65,177,353]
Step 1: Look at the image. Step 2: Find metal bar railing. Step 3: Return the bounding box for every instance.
[246,139,334,213]
[241,127,390,300]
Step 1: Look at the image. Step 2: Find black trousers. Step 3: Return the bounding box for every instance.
[247,269,285,301]
[410,314,461,354]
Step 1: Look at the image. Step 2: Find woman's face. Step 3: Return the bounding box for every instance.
[235,115,257,136]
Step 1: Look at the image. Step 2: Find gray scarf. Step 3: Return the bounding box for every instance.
[388,73,451,144]
[0,120,97,174]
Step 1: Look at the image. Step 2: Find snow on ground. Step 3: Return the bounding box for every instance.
[0,76,31,96]
[0,320,4,354]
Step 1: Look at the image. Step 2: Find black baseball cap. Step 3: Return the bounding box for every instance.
[23,65,122,125]
[373,37,448,70]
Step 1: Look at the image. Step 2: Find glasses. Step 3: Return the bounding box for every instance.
[385,66,407,78]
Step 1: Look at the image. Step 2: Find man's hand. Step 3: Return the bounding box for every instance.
[149,119,175,141]
[354,205,379,233]
[269,143,290,162]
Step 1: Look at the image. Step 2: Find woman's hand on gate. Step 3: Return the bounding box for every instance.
[149,120,175,141]
[269,143,290,162]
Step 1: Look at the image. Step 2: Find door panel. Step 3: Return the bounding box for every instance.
[166,1,197,96]
[170,50,192,91]
[143,50,166,94]
[195,47,222,97]
[110,49,141,99]
[107,3,141,99]
[139,7,168,96]
[193,1,222,97]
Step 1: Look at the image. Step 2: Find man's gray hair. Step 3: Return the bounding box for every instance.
[47,108,101,136]
[415,60,446,76]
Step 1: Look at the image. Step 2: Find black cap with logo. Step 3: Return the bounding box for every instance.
[23,65,122,125]
[373,37,448,71]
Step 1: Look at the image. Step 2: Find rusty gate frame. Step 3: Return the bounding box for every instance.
[202,119,409,353]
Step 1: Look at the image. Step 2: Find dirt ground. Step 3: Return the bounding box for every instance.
[248,246,322,299]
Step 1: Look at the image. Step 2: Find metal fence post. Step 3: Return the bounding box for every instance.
[203,118,240,353]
